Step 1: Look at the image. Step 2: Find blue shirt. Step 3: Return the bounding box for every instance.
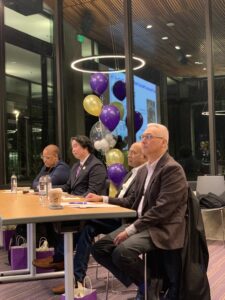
[32,160,70,190]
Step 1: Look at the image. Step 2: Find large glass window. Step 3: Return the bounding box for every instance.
[212,1,225,175]
[131,0,207,180]
[2,0,223,183]
[4,5,52,43]
[4,1,54,183]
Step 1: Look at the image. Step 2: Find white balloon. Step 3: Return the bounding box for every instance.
[100,139,110,153]
[105,133,113,141]
[109,139,117,147]
[94,140,102,150]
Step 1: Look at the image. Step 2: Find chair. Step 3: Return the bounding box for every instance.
[197,175,225,245]
[144,249,181,300]
[196,175,225,197]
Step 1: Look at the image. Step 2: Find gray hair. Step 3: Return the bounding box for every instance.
[147,123,169,144]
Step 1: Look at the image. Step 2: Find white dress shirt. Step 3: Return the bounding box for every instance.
[125,156,163,237]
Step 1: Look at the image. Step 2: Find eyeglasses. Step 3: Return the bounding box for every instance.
[141,134,163,140]
[40,155,52,160]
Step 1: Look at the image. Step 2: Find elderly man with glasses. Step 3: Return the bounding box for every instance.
[32,144,70,190]
[88,123,188,300]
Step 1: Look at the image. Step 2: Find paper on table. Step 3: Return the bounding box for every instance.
[61,202,117,208]
[62,196,82,201]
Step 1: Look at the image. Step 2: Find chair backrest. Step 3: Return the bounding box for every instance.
[196,175,225,197]
[188,181,197,191]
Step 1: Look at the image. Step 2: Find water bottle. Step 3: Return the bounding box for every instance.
[39,176,47,206]
[11,173,17,193]
[38,175,52,206]
[39,176,46,196]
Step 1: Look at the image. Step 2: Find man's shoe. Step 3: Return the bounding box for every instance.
[51,281,84,295]
[32,256,64,270]
[51,283,65,295]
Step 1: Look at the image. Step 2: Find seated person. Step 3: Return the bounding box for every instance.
[32,144,70,190]
[88,123,188,300]
[61,135,107,196]
[33,142,146,295]
[13,145,70,247]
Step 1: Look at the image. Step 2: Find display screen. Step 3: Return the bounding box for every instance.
[109,72,158,142]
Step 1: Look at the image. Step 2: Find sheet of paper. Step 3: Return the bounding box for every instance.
[62,196,82,201]
[61,202,117,208]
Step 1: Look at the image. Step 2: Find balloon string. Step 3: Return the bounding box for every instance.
[109,23,119,71]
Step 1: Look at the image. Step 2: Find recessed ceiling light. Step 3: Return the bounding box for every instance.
[175,46,181,50]
[203,67,207,70]
[195,61,203,65]
[162,36,168,40]
[185,54,192,58]
[166,22,175,27]
[146,25,152,29]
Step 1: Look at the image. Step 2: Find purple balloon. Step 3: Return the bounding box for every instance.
[100,105,120,131]
[108,163,127,187]
[112,80,126,101]
[134,111,143,132]
[126,111,144,133]
[90,73,108,96]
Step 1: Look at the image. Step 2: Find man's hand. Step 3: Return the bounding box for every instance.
[114,230,128,246]
[85,193,103,202]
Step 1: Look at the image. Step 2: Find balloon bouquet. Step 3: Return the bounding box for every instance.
[83,73,143,196]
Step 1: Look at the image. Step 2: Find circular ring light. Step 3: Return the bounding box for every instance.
[71,55,146,74]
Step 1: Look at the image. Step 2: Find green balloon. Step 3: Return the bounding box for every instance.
[111,101,124,120]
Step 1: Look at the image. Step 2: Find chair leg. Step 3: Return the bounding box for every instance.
[220,209,225,247]
[105,270,110,300]
[144,253,160,300]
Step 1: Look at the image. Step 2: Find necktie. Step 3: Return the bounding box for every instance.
[76,164,82,178]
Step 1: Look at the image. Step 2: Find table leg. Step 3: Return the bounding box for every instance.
[27,223,36,276]
[64,231,74,300]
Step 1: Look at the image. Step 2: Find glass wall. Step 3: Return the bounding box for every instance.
[3,1,54,182]
[1,0,224,183]
[131,0,209,180]
[212,1,225,175]
[62,0,126,163]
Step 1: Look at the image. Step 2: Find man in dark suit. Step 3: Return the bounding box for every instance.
[62,135,107,196]
[88,123,188,300]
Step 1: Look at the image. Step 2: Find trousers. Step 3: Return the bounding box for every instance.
[53,219,121,282]
[91,224,156,287]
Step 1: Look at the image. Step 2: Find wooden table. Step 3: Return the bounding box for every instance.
[0,191,136,300]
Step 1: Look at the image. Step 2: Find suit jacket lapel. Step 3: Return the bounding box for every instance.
[71,155,93,189]
[132,167,148,209]
[142,152,170,211]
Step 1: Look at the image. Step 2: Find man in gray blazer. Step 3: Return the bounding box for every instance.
[89,123,188,300]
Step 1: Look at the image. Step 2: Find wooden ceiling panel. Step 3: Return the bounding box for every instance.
[45,0,225,78]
